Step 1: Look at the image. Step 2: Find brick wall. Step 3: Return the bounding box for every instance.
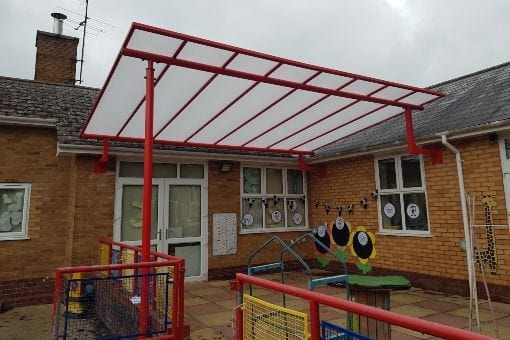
[0,126,73,306]
[34,31,78,85]
[309,135,510,294]
[70,157,115,266]
[207,160,313,274]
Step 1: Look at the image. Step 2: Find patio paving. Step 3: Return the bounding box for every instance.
[0,271,507,339]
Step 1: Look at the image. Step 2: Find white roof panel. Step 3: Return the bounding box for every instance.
[82,22,444,155]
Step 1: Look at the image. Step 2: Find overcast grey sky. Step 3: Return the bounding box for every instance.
[1,0,509,89]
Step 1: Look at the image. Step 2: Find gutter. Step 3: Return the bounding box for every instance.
[56,143,299,165]
[0,115,56,128]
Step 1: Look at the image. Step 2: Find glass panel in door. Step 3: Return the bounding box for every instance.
[120,185,158,242]
[167,185,202,277]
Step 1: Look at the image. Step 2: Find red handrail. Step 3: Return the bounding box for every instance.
[234,273,495,340]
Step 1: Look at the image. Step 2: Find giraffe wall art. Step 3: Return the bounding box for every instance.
[476,196,498,274]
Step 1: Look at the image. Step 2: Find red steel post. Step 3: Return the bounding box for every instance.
[140,59,155,336]
[309,301,320,340]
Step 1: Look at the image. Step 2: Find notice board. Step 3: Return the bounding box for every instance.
[213,213,237,256]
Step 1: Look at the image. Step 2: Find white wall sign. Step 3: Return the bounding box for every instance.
[383,202,396,218]
[406,203,420,219]
[213,213,237,256]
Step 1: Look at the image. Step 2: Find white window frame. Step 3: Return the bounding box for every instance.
[240,165,309,234]
[0,183,31,241]
[375,154,430,236]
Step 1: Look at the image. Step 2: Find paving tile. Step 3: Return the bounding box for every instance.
[436,295,471,306]
[392,326,433,339]
[495,315,510,328]
[391,293,427,305]
[391,304,440,318]
[422,312,469,328]
[212,323,236,340]
[207,280,231,288]
[189,287,227,297]
[479,300,510,315]
[414,299,463,312]
[190,327,227,339]
[449,306,505,322]
[216,299,237,310]
[184,314,209,331]
[187,282,217,290]
[195,310,234,327]
[185,297,210,306]
[475,322,510,339]
[186,302,228,317]
[203,292,237,303]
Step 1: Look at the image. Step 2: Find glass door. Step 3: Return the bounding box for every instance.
[115,178,164,250]
[162,184,205,280]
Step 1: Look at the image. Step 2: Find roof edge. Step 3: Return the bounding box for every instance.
[428,60,510,89]
[309,120,510,164]
[0,115,56,128]
[57,143,299,164]
[0,75,100,91]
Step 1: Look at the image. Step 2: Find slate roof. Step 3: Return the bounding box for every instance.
[0,76,291,157]
[312,61,510,159]
[2,61,510,159]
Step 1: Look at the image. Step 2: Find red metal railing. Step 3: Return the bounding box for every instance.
[51,238,185,340]
[232,273,495,340]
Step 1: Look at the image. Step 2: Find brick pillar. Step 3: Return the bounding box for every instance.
[34,30,78,85]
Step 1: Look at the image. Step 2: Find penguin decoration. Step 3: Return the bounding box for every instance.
[360,197,368,209]
[313,224,331,254]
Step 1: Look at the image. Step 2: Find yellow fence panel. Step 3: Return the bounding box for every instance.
[243,294,309,340]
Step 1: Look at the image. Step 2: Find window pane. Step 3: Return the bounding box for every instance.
[243,168,261,194]
[119,162,144,177]
[286,198,305,227]
[265,199,284,228]
[402,156,422,188]
[169,243,201,277]
[154,164,177,178]
[404,193,428,231]
[241,198,263,229]
[180,164,204,179]
[266,168,283,194]
[287,170,304,194]
[121,185,158,241]
[380,194,402,230]
[378,159,397,189]
[505,139,510,159]
[0,188,25,233]
[119,162,177,178]
[168,185,201,238]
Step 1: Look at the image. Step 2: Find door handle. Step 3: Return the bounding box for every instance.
[157,229,162,240]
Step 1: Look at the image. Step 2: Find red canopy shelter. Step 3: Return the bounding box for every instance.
[81,22,444,335]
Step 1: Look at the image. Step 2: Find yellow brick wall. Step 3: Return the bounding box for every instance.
[0,126,72,280]
[309,136,510,287]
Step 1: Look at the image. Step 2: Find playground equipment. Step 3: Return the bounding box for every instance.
[51,238,185,339]
[247,233,349,307]
[231,273,494,340]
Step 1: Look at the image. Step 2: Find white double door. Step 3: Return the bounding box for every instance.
[115,177,208,281]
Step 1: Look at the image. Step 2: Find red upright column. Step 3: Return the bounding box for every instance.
[140,59,155,336]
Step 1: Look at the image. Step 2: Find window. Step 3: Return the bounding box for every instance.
[0,184,30,240]
[241,166,307,232]
[375,155,429,234]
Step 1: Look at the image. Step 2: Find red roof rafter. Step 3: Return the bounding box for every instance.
[81,22,444,156]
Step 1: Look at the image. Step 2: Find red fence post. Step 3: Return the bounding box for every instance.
[310,301,320,340]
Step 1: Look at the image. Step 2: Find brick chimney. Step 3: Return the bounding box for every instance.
[34,13,79,85]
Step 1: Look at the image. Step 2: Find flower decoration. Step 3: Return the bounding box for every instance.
[349,226,376,273]
[331,217,350,260]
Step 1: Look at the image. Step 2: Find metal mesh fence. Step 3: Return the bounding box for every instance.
[321,320,371,340]
[243,294,309,340]
[52,272,171,339]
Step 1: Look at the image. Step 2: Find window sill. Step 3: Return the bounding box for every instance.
[0,236,30,241]
[240,227,310,235]
[376,231,432,238]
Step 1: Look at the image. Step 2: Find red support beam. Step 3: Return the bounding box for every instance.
[404,107,443,164]
[93,139,109,173]
[299,154,326,177]
[140,59,155,336]
[121,47,426,111]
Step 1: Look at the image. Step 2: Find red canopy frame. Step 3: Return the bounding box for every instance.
[80,22,445,335]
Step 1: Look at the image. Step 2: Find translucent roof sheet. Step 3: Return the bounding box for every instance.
[82,22,444,155]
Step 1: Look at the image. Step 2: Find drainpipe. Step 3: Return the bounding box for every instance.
[440,135,475,305]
